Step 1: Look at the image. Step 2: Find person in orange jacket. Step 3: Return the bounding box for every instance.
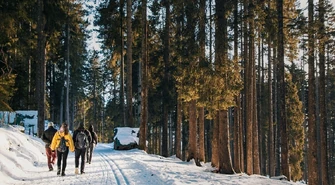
[50,123,75,176]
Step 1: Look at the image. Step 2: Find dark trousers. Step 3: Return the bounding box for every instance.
[57,147,69,172]
[75,148,86,172]
[46,147,57,169]
[86,143,95,163]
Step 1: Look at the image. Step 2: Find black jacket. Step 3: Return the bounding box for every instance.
[88,125,98,144]
[42,126,57,148]
[73,127,92,149]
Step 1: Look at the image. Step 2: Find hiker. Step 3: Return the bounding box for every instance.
[42,122,57,171]
[73,123,91,174]
[50,123,75,176]
[87,124,98,164]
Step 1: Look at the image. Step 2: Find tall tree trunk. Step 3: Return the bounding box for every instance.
[244,0,253,175]
[65,21,71,130]
[176,99,182,159]
[233,0,242,173]
[126,0,133,127]
[267,32,275,177]
[273,47,281,176]
[257,37,262,175]
[198,0,206,163]
[120,0,126,127]
[60,87,64,124]
[218,110,234,174]
[36,0,46,137]
[249,0,260,174]
[307,0,318,184]
[216,0,234,173]
[182,117,187,161]
[277,0,290,179]
[198,107,205,162]
[51,64,55,122]
[211,112,219,167]
[318,0,329,184]
[161,0,170,157]
[260,38,266,175]
[187,100,200,166]
[162,105,168,156]
[139,0,148,152]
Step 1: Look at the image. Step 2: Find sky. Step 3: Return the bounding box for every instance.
[0,125,307,185]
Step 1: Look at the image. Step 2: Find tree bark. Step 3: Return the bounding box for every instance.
[277,0,290,179]
[233,0,241,173]
[187,100,200,166]
[244,0,253,175]
[267,31,275,177]
[161,0,170,157]
[307,0,318,184]
[218,110,234,174]
[211,111,219,167]
[176,100,182,159]
[120,0,126,127]
[198,0,206,163]
[126,0,133,127]
[198,107,205,162]
[248,0,260,175]
[318,0,329,184]
[139,0,148,152]
[36,0,46,137]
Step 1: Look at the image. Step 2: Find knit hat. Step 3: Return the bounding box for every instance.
[48,122,54,127]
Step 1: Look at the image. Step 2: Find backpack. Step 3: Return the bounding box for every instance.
[75,131,88,149]
[57,136,67,152]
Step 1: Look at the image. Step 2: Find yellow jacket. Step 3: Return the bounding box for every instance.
[50,131,75,152]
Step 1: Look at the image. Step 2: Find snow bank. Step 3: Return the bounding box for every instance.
[0,125,45,184]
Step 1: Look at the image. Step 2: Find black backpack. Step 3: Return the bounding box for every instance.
[75,131,88,149]
[57,136,67,152]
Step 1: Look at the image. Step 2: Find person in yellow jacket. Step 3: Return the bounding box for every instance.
[50,123,75,176]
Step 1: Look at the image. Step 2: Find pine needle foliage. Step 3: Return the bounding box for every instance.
[285,72,304,181]
[0,73,16,111]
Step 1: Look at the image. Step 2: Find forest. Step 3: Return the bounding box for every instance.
[0,0,335,184]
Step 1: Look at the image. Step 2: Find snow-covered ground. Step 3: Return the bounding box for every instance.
[0,125,305,185]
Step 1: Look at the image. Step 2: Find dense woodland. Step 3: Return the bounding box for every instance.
[1,0,335,184]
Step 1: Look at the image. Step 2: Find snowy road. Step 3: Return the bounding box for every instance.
[11,144,167,185]
[1,127,303,185]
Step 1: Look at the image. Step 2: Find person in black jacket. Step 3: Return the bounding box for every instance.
[87,124,98,164]
[73,123,92,174]
[42,122,57,171]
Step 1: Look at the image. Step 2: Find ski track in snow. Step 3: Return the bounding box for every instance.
[7,146,166,185]
[100,153,128,185]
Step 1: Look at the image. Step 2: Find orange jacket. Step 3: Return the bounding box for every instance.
[50,131,75,152]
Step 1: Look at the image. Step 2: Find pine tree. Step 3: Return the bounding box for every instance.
[126,0,134,127]
[36,0,46,137]
[318,0,329,184]
[285,73,304,181]
[0,73,16,111]
[161,0,171,158]
[307,0,318,183]
[139,0,148,152]
[277,0,290,179]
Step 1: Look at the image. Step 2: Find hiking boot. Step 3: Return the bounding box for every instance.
[57,169,61,175]
[75,168,79,175]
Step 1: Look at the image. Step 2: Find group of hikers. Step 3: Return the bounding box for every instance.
[42,122,98,176]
